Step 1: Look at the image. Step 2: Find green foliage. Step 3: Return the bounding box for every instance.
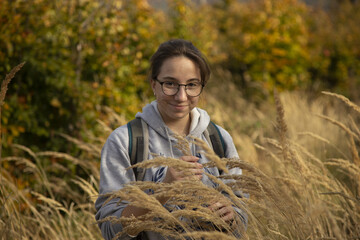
[2,0,359,152]
[0,0,167,151]
[306,1,360,97]
[165,0,224,64]
[215,0,310,99]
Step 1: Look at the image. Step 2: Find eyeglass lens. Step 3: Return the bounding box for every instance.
[161,82,202,97]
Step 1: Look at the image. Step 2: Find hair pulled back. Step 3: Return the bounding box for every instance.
[149,39,211,86]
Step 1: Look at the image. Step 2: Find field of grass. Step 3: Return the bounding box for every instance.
[1,67,359,239]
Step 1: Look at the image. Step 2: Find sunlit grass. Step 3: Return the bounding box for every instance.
[1,67,359,239]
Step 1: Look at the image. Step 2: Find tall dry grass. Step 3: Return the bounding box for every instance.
[1,65,359,239]
[99,82,359,239]
[0,143,102,239]
[0,64,103,239]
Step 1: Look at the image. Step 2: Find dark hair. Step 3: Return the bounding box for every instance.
[148,39,211,86]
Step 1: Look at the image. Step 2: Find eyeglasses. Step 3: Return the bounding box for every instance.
[154,78,204,97]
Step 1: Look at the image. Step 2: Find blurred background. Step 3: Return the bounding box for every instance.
[1,0,359,152]
[1,0,359,239]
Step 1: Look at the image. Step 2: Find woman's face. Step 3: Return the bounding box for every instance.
[151,56,201,124]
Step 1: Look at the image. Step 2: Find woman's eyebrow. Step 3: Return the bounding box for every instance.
[161,76,200,82]
[161,76,178,81]
[187,78,201,82]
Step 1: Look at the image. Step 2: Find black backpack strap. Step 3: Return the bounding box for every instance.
[207,121,226,159]
[136,232,149,240]
[127,119,150,240]
[127,118,148,181]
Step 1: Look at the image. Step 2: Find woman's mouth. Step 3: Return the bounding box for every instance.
[171,104,187,110]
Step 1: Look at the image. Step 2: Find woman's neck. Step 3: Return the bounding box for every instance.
[165,114,191,136]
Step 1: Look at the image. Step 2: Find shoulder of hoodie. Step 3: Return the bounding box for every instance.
[102,124,129,154]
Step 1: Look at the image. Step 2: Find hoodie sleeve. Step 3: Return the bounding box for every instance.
[94,125,136,240]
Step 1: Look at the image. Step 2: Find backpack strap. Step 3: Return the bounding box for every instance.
[136,231,149,240]
[207,121,226,159]
[127,118,149,181]
[206,121,227,175]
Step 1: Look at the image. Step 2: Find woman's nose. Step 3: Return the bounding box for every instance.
[174,85,188,101]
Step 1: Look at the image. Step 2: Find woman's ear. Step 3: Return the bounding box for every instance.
[150,79,156,94]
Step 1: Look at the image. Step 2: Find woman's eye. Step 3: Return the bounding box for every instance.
[187,82,199,88]
[164,82,176,87]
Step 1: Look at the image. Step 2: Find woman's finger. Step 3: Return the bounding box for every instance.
[180,155,200,163]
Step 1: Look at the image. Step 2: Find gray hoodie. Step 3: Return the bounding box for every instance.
[95,101,244,240]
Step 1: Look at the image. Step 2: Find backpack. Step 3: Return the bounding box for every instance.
[127,118,226,181]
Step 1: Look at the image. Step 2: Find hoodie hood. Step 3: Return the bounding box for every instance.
[135,100,210,139]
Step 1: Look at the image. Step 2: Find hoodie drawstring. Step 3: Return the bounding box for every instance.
[164,127,175,158]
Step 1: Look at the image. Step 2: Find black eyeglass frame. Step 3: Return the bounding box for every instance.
[153,78,204,97]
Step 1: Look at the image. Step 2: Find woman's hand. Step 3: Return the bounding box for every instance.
[163,156,203,183]
[208,198,235,223]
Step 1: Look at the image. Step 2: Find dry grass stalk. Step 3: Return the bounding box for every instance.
[0,63,25,182]
[71,177,99,203]
[96,119,113,134]
[191,136,229,174]
[1,156,39,174]
[349,115,360,138]
[254,143,283,165]
[349,128,360,196]
[31,191,63,209]
[0,62,25,105]
[263,137,283,150]
[349,135,360,166]
[36,151,99,179]
[274,90,291,164]
[297,131,348,159]
[274,93,306,178]
[10,144,55,199]
[319,191,359,203]
[129,155,201,179]
[174,134,192,156]
[317,113,360,141]
[180,231,238,240]
[11,144,38,160]
[101,106,128,127]
[325,158,360,182]
[223,157,269,179]
[297,131,331,145]
[291,141,322,167]
[37,151,82,165]
[322,91,360,115]
[57,133,102,157]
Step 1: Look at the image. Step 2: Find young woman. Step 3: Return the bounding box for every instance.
[95,39,246,240]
